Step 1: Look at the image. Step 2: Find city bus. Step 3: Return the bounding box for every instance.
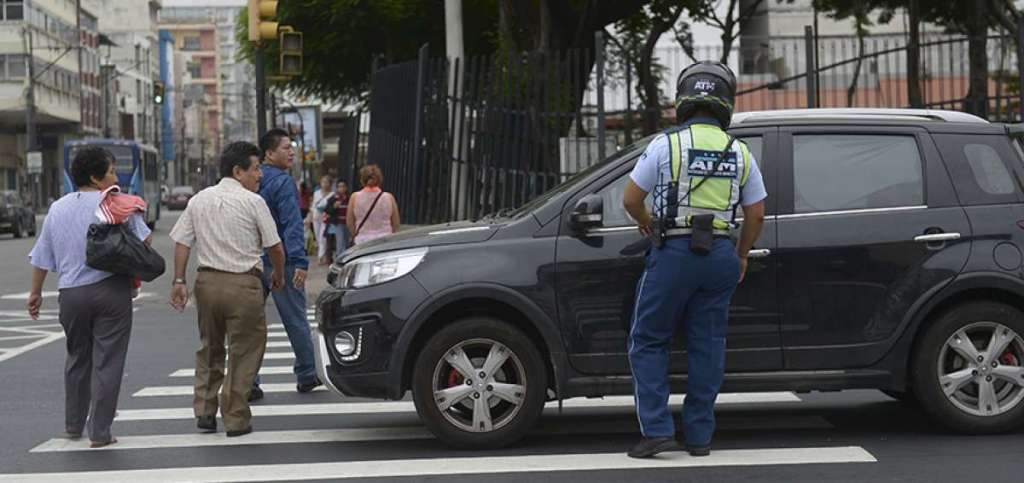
[63,139,162,228]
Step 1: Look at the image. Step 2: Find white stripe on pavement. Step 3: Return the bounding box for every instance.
[114,393,800,421]
[32,416,834,453]
[0,332,64,363]
[170,365,293,378]
[134,383,325,397]
[4,446,875,481]
[266,341,291,348]
[263,352,293,360]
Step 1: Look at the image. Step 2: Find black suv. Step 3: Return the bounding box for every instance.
[314,108,1024,448]
[0,191,35,238]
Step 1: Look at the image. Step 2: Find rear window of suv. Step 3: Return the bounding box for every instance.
[793,134,924,213]
[935,134,1022,205]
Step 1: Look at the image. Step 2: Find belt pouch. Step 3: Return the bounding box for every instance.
[689,214,714,256]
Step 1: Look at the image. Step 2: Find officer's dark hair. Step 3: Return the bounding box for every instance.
[220,141,261,179]
[259,128,291,159]
[70,146,114,188]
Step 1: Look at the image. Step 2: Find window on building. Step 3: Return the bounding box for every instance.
[7,54,25,78]
[187,60,201,79]
[793,134,924,213]
[183,36,201,51]
[2,0,23,20]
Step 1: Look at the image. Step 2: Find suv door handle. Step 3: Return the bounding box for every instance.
[747,249,772,259]
[914,233,961,243]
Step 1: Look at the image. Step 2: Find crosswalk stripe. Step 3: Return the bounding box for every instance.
[269,331,286,338]
[134,383,324,397]
[3,446,876,481]
[263,352,292,360]
[266,324,316,330]
[114,393,800,421]
[169,366,293,378]
[32,415,833,453]
[266,341,291,348]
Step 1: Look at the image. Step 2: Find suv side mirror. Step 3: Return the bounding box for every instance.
[570,194,604,228]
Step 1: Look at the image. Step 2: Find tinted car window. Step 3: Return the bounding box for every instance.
[936,134,1021,205]
[794,134,923,213]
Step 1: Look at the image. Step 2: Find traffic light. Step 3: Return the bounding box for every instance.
[279,30,302,76]
[153,81,165,105]
[247,0,279,42]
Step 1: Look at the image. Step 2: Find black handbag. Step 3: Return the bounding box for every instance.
[86,223,166,282]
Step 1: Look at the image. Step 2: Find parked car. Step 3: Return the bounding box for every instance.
[314,108,1024,449]
[164,186,194,210]
[0,191,35,239]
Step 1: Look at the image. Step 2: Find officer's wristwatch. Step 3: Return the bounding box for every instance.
[173,278,186,285]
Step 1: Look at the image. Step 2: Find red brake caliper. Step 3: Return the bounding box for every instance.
[1000,351,1019,366]
[447,368,462,388]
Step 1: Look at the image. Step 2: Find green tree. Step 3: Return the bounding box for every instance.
[237,0,500,103]
[608,1,691,135]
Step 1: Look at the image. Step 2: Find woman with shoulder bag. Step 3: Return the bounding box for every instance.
[26,147,152,448]
[346,164,400,246]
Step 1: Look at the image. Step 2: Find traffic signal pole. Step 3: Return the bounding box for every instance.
[256,46,267,136]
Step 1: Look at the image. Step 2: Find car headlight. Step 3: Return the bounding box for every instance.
[335,247,428,289]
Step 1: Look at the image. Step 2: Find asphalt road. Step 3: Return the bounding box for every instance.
[0,211,1021,482]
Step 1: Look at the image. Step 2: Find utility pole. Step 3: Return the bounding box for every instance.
[445,0,466,219]
[23,27,40,210]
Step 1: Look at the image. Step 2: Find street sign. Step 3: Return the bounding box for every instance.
[26,151,42,174]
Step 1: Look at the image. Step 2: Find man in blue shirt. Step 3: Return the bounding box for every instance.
[252,128,320,398]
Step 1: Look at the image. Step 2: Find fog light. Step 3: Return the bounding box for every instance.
[333,328,364,362]
[334,331,356,356]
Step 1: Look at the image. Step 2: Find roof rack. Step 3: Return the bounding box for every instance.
[731,108,988,125]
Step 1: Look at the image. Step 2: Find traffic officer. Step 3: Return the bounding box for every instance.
[622,60,767,458]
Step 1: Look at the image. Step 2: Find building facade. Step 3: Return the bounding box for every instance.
[83,0,161,150]
[161,0,256,151]
[0,0,88,203]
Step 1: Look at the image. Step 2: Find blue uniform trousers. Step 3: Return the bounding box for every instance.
[628,236,740,445]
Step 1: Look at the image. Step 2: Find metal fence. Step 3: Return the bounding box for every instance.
[364,28,1024,225]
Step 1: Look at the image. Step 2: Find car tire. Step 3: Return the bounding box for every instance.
[912,301,1024,434]
[412,317,547,449]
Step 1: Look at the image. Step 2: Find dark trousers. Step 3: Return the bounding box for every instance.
[58,275,133,443]
[628,237,740,446]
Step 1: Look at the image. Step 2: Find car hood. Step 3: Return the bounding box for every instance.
[339,221,500,263]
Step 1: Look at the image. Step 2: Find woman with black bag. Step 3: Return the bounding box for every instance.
[26,146,153,448]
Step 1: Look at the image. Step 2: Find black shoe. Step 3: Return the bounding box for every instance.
[248,387,264,402]
[196,415,216,433]
[627,437,680,459]
[297,377,322,393]
[226,426,252,438]
[685,443,711,457]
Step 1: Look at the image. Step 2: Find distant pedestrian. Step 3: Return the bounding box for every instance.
[253,128,321,398]
[298,181,312,222]
[347,165,400,246]
[311,175,332,265]
[320,180,350,259]
[168,141,285,438]
[27,146,152,448]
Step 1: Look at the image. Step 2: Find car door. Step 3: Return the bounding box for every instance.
[775,126,972,369]
[556,129,781,375]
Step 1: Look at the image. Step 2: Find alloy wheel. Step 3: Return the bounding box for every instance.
[937,321,1024,417]
[431,338,527,433]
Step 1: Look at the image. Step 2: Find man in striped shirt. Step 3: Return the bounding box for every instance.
[168,141,285,437]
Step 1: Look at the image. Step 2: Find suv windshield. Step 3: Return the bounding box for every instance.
[507,136,654,218]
